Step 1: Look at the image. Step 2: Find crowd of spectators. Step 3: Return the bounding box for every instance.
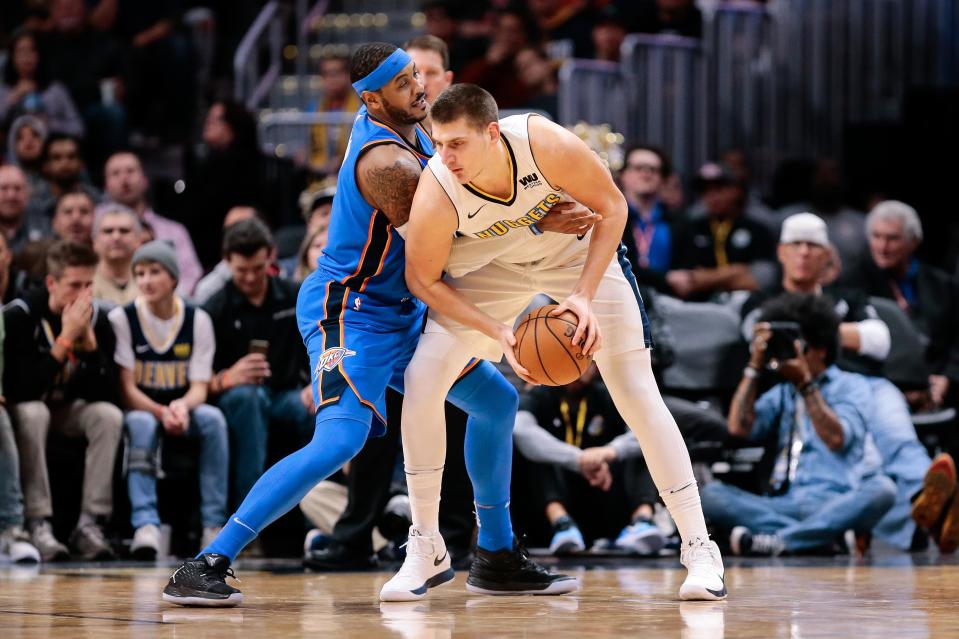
[0,1,957,568]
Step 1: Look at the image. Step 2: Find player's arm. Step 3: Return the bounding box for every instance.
[405,169,535,383]
[528,116,628,354]
[356,143,423,228]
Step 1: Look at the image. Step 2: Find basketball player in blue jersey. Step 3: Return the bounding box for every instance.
[391,84,728,601]
[162,43,576,607]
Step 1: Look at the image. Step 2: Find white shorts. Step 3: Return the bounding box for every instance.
[425,249,651,362]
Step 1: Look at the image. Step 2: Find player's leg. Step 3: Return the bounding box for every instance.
[379,331,472,602]
[544,250,726,600]
[161,393,372,607]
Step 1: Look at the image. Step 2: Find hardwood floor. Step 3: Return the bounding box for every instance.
[1,557,958,637]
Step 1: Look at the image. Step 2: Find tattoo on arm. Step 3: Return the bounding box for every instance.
[364,156,421,227]
[728,377,757,436]
[803,390,844,450]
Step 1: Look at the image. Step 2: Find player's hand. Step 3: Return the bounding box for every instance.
[497,324,537,385]
[536,202,601,236]
[228,353,271,386]
[300,385,316,414]
[552,293,602,357]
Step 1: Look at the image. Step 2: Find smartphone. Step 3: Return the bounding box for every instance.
[764,322,802,362]
[249,339,270,356]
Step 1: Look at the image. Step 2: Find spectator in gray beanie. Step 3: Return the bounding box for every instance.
[131,240,179,282]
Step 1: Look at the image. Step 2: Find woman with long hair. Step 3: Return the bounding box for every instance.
[0,30,84,136]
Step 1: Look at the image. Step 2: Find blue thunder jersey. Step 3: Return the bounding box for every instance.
[299,106,435,431]
[316,105,433,321]
[124,301,195,406]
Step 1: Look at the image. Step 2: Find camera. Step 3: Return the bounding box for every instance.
[764,321,802,362]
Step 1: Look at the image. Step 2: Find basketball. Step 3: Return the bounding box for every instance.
[514,304,593,386]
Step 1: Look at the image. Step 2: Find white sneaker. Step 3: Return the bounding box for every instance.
[379,526,455,602]
[678,536,727,601]
[131,524,160,560]
[0,526,41,564]
[201,527,222,551]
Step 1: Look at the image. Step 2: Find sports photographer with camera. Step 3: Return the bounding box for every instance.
[700,293,896,556]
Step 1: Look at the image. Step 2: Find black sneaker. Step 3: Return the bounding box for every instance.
[162,554,243,607]
[303,540,378,571]
[466,538,580,595]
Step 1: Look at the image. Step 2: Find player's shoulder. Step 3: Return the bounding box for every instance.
[356,139,421,173]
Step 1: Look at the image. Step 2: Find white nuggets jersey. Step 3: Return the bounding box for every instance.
[427,114,592,278]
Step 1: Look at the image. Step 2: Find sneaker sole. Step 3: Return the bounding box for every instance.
[912,455,957,529]
[616,530,665,555]
[548,540,585,556]
[162,592,244,607]
[465,577,580,596]
[379,567,455,602]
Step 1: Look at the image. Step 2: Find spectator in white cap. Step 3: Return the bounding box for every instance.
[741,211,941,553]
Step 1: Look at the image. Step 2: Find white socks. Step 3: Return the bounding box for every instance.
[405,466,444,533]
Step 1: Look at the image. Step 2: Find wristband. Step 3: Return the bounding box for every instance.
[743,366,760,380]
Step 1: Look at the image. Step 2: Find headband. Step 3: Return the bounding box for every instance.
[352,49,413,95]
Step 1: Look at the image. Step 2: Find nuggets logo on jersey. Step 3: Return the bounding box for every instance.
[316,347,357,375]
[474,193,562,239]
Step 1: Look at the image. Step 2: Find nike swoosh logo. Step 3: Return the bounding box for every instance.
[467,204,487,219]
[705,575,727,598]
[433,550,448,566]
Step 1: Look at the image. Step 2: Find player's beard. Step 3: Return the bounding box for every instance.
[382,95,427,126]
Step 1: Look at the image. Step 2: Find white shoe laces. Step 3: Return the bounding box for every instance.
[682,538,721,576]
[395,532,439,579]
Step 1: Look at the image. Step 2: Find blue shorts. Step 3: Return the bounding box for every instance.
[297,269,425,437]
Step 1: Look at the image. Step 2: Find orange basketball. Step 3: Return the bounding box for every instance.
[514,304,592,386]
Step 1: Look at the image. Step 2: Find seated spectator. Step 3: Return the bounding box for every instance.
[0,233,17,304]
[776,158,867,281]
[91,203,141,306]
[459,6,539,109]
[592,5,628,63]
[513,46,559,117]
[184,100,266,269]
[528,0,595,58]
[668,163,776,300]
[0,29,85,137]
[740,213,931,551]
[6,115,49,196]
[294,223,329,283]
[3,241,123,561]
[630,0,703,39]
[514,363,668,556]
[0,165,49,253]
[203,220,313,509]
[28,133,103,220]
[192,206,262,305]
[702,294,896,555]
[51,189,95,244]
[1,314,41,562]
[108,241,228,559]
[851,200,959,411]
[88,0,195,143]
[102,151,202,294]
[308,54,360,180]
[42,0,127,166]
[619,144,675,293]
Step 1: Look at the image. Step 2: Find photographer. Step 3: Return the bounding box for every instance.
[701,293,896,555]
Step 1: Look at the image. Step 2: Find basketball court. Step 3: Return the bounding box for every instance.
[3,554,958,637]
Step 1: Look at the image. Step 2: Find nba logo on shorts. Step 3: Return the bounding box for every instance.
[315,347,357,375]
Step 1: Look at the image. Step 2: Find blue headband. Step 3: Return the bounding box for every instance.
[352,49,413,95]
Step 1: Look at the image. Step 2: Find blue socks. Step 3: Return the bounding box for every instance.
[448,361,519,552]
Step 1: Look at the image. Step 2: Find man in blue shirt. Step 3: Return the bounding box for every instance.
[701,293,896,555]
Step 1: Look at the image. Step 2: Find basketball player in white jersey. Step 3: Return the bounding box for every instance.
[384,84,727,601]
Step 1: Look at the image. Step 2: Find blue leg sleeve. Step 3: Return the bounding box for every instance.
[447,361,518,551]
[202,392,372,561]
